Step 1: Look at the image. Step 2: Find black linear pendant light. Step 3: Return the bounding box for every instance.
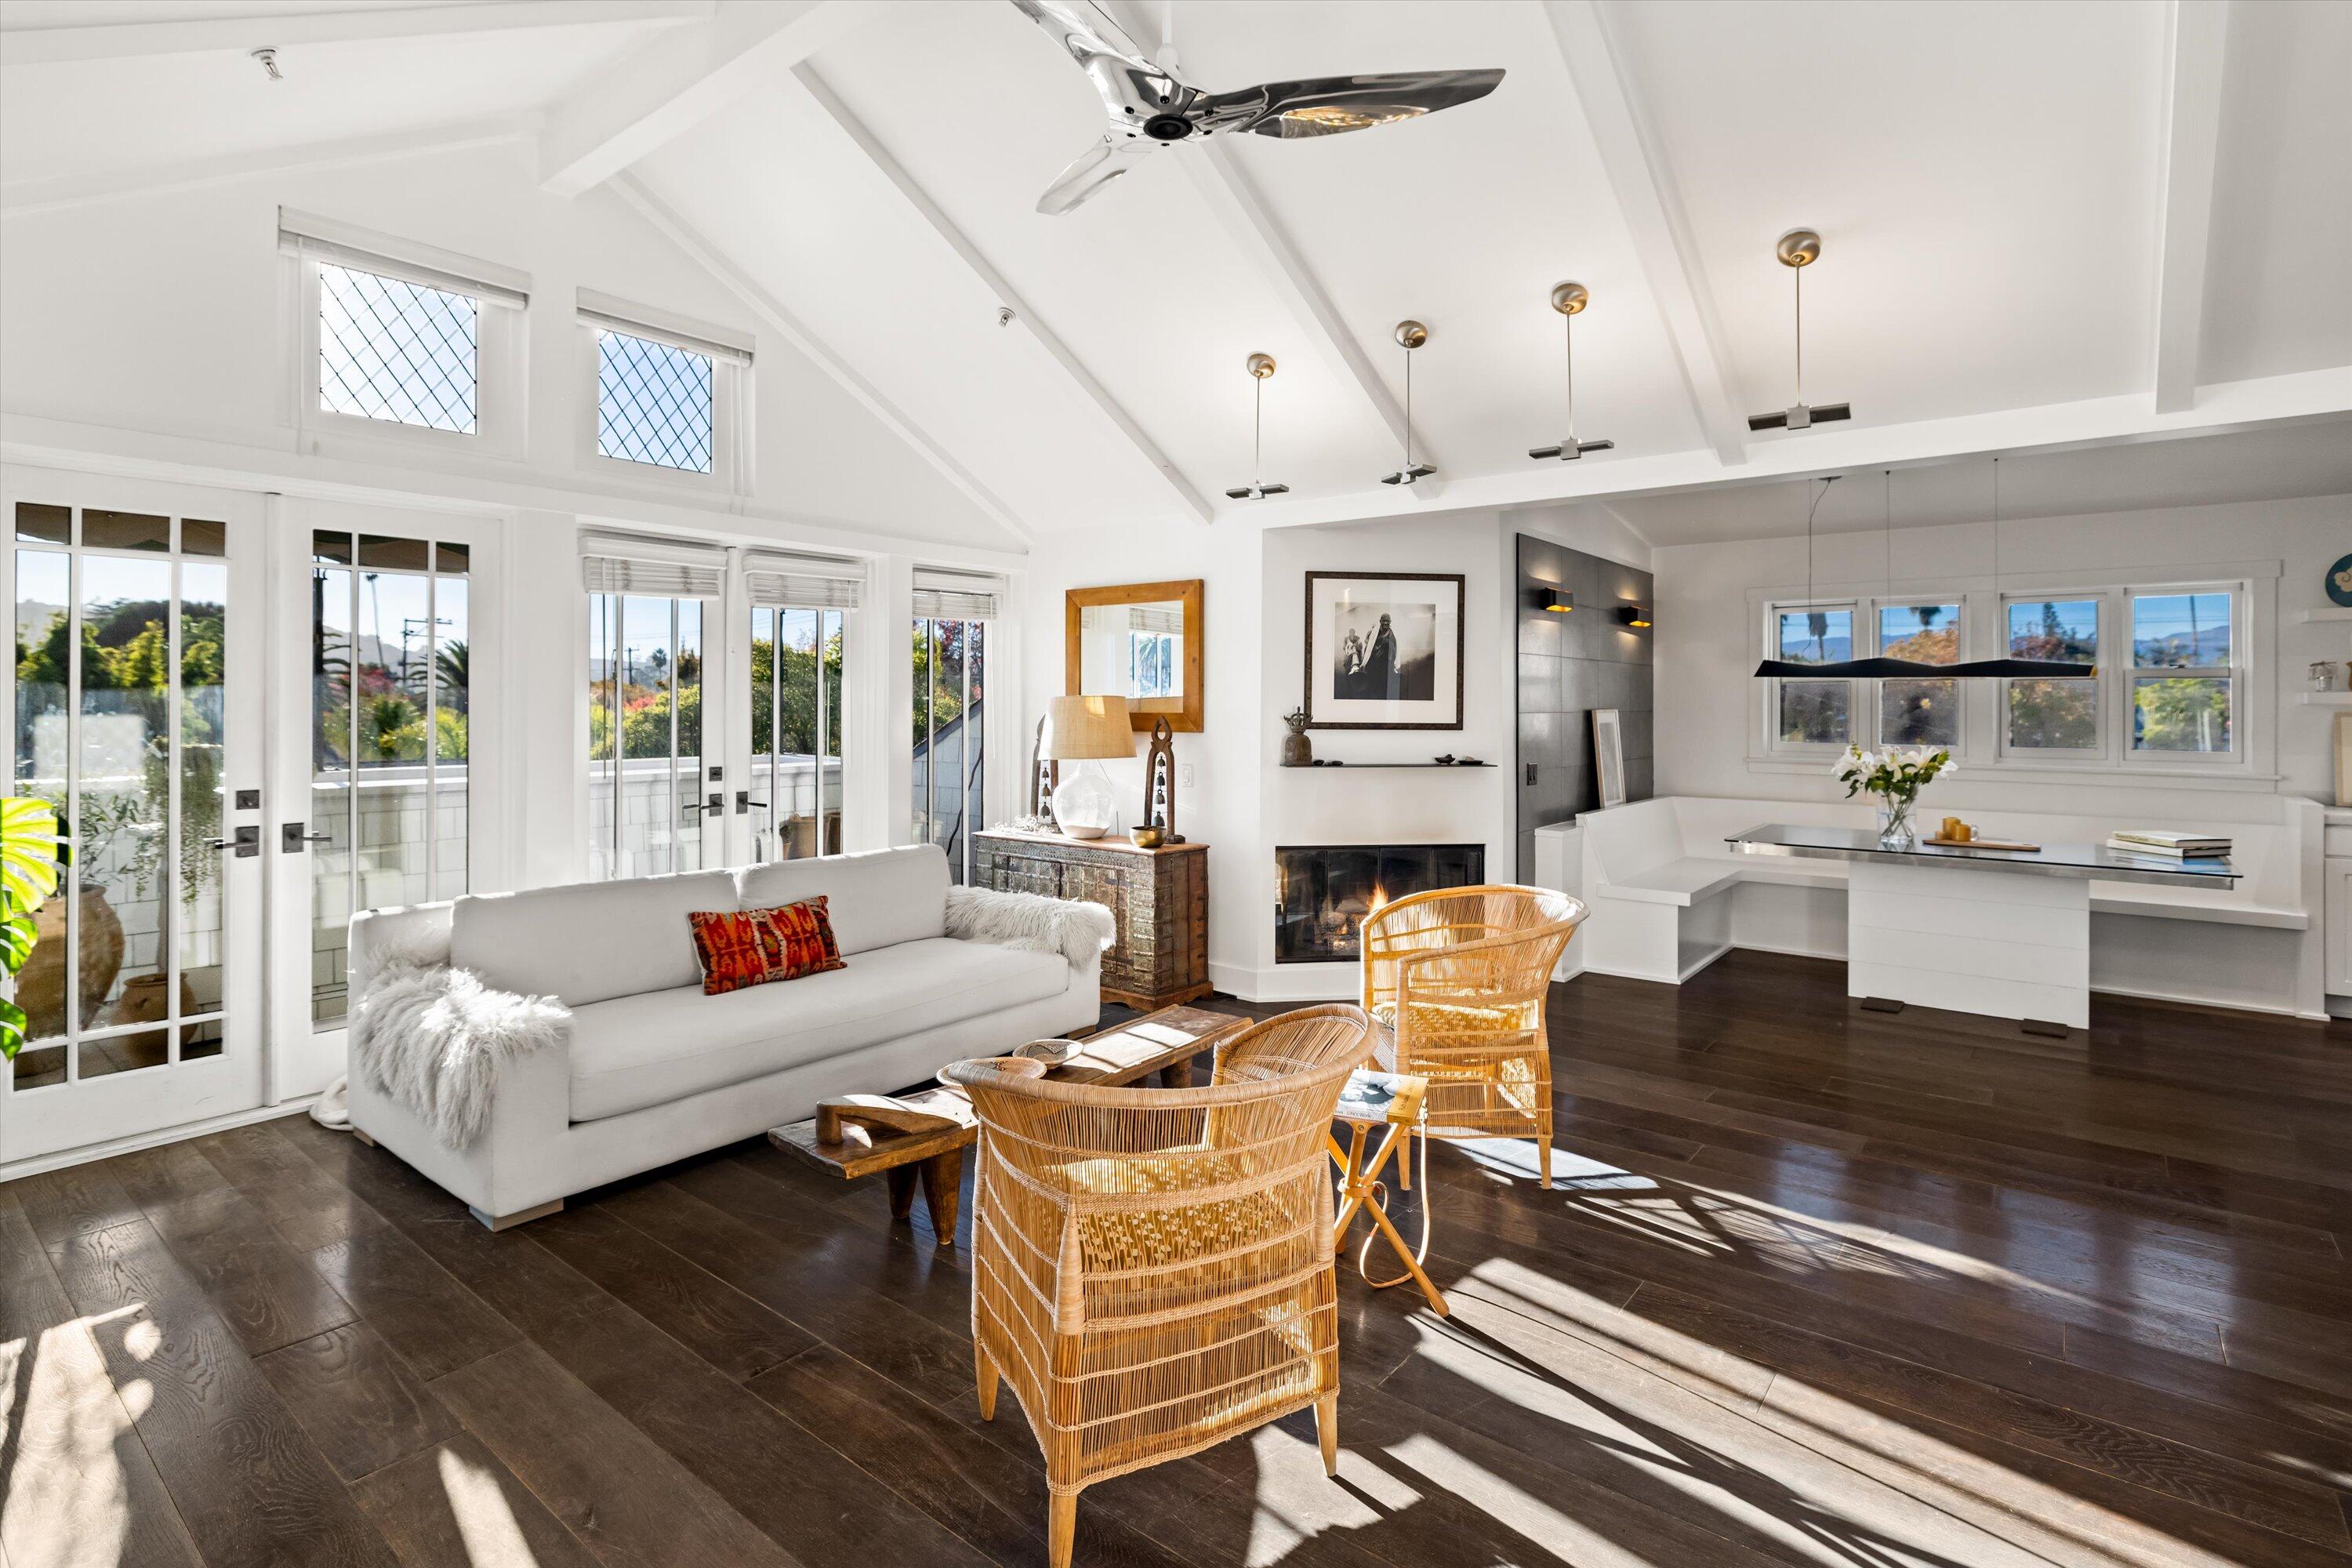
[1753,472,1947,679]
[1947,456,2096,679]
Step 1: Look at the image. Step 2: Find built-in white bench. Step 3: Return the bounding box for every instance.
[1561,795,2328,1018]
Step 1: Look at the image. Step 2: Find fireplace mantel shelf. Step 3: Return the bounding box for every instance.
[1279,762,1496,770]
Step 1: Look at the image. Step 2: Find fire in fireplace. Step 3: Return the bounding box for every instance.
[1275,844,1486,964]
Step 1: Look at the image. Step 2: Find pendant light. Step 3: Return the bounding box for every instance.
[1947,456,2096,679]
[1222,353,1290,499]
[1752,470,1945,679]
[1380,320,1436,485]
[1748,228,1852,432]
[1529,282,1614,461]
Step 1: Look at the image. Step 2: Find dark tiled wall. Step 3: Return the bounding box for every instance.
[1515,534,1655,880]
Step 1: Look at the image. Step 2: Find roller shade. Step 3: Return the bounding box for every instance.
[912,566,1005,620]
[746,550,866,611]
[578,289,754,367]
[278,207,528,308]
[579,532,724,598]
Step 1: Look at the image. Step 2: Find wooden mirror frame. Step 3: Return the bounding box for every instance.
[1065,579,1204,732]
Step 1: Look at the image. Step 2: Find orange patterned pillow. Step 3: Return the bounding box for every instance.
[688,898,847,996]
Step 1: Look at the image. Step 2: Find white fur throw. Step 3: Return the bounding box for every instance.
[348,959,570,1149]
[944,884,1114,969]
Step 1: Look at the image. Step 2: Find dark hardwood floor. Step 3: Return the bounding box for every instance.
[6,948,2350,1566]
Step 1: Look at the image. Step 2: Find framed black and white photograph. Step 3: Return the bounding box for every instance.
[1302,571,1465,729]
[1593,708,1627,808]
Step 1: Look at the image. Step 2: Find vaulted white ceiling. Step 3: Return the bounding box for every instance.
[4,0,2347,546]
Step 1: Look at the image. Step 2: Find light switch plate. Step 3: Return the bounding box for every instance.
[1180,764,1195,788]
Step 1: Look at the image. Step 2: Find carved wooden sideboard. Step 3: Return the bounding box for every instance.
[973,830,1210,1010]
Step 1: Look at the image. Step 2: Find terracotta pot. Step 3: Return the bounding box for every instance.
[16,882,125,1041]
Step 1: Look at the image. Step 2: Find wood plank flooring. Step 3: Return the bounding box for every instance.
[5,948,2349,1566]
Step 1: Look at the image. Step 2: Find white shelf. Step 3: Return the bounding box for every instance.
[2299,692,2352,706]
[2296,607,2352,623]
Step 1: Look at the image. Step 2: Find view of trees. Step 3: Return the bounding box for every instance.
[589,645,700,762]
[317,637,470,768]
[750,620,844,757]
[912,617,981,750]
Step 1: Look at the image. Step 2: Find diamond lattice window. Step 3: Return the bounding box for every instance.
[597,330,713,474]
[318,263,478,434]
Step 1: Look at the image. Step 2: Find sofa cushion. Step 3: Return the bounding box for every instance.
[452,869,737,1008]
[567,936,1069,1123]
[735,845,948,957]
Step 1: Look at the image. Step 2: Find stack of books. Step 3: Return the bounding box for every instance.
[2107,829,2232,859]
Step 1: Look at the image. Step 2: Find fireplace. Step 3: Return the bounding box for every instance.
[1275,844,1486,964]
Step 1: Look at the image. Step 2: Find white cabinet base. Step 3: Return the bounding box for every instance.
[1846,862,2091,1029]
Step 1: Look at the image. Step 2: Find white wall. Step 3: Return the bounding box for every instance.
[1653,493,2350,823]
[0,142,1014,552]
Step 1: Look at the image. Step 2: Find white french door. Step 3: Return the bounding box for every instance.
[267,499,495,1098]
[0,470,267,1165]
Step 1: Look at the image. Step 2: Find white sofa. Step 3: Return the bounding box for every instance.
[346,844,1103,1228]
[1566,795,2328,1018]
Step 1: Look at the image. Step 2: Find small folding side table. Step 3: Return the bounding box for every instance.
[1327,1069,1447,1316]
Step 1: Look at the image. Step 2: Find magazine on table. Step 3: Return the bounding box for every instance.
[1334,1069,1428,1125]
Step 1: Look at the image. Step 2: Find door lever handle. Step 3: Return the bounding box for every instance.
[210,826,261,858]
[282,823,333,852]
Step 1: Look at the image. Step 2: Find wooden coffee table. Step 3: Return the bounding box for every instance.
[768,1004,1245,1245]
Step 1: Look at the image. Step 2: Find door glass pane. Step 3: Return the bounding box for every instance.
[12,548,71,1087]
[76,554,173,1080]
[617,593,674,877]
[963,622,985,881]
[674,598,705,872]
[16,503,69,544]
[181,519,226,558]
[82,510,170,552]
[311,561,355,1023]
[821,608,845,856]
[588,593,616,879]
[179,560,228,1062]
[434,573,469,901]
[2133,677,2232,753]
[775,607,819,859]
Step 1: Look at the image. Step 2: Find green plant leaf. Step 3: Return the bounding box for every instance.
[0,996,24,1062]
[0,911,33,971]
[0,796,65,915]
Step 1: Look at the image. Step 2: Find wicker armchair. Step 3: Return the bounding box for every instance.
[1359,885,1588,1186]
[946,1004,1374,1568]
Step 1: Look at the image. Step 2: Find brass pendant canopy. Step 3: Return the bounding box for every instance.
[1246,351,1276,379]
[1548,281,1589,315]
[1393,319,1428,349]
[1775,228,1822,267]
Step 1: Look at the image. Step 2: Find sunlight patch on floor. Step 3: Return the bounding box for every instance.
[439,1443,539,1568]
[1386,1435,1648,1566]
[1,1312,147,1568]
[1240,1421,1406,1566]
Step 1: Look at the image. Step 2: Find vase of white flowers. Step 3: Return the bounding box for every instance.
[1834,744,1955,850]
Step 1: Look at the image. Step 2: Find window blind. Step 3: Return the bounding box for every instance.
[912,566,1005,620]
[579,532,724,598]
[278,208,528,308]
[746,550,866,611]
[577,289,754,366]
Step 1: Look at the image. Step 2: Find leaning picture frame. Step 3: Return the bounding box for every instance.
[1593,708,1627,808]
[1301,571,1465,729]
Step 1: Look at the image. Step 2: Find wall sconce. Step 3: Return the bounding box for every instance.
[1533,588,1574,613]
[1616,604,1651,629]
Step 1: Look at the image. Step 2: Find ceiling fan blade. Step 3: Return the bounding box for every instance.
[1198,68,1504,140]
[1012,0,1194,120]
[1036,133,1159,215]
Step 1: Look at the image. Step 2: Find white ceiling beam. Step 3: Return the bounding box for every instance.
[1543,0,1748,469]
[536,1,869,198]
[0,116,536,218]
[610,172,1033,546]
[1094,0,1435,489]
[786,64,1214,525]
[1230,365,2352,532]
[2151,0,2231,415]
[0,2,709,65]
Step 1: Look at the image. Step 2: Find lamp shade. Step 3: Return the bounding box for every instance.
[1042,695,1135,760]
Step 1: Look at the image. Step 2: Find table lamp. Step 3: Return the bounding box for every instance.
[1043,694,1134,839]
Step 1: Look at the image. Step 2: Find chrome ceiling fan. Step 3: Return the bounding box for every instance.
[1013,0,1503,215]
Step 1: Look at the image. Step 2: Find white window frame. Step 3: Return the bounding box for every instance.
[1750,564,2274,788]
[2125,581,2242,765]
[1995,590,2110,763]
[575,290,753,495]
[280,209,526,460]
[1869,595,1966,751]
[1762,598,1860,759]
